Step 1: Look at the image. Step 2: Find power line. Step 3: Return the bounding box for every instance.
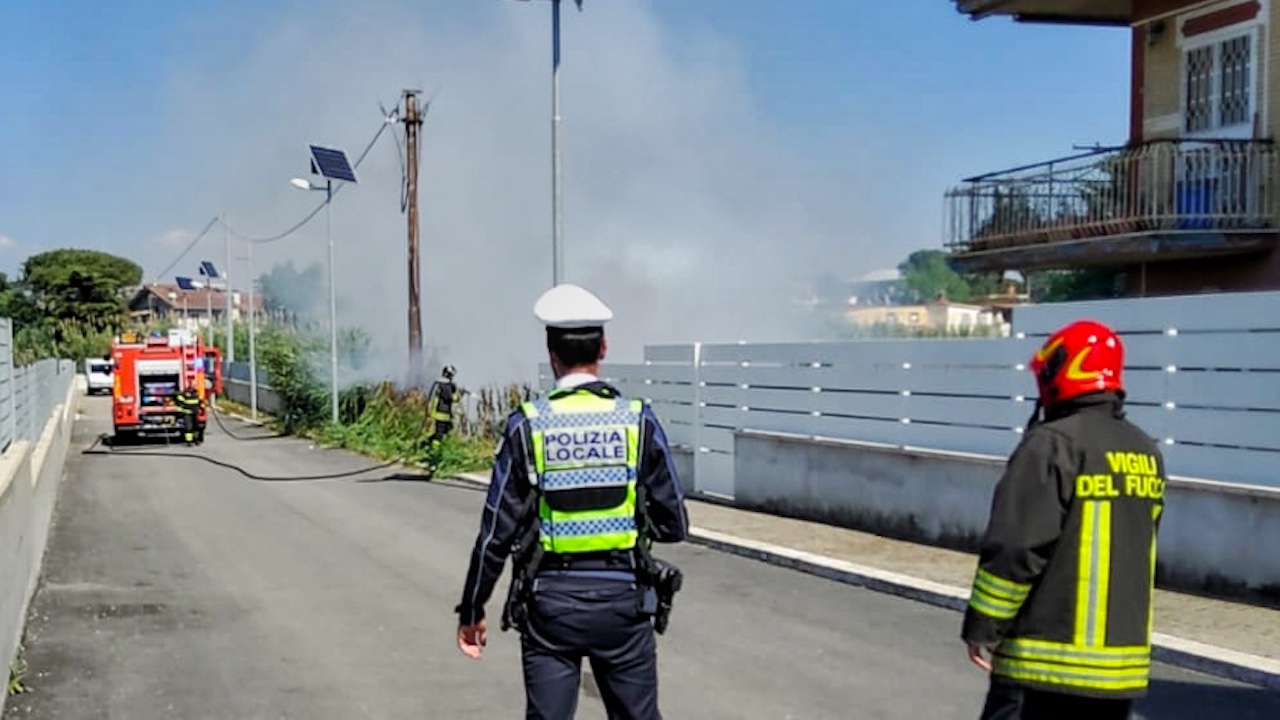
[223,119,395,245]
[150,216,220,284]
[147,109,395,298]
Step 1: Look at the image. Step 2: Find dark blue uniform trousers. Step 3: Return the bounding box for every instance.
[979,677,1133,720]
[521,575,661,720]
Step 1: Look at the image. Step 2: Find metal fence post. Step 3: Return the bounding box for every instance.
[4,320,14,450]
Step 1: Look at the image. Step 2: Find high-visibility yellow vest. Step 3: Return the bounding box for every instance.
[522,391,643,554]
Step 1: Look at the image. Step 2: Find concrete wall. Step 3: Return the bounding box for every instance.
[222,378,285,417]
[0,375,79,716]
[732,430,1001,553]
[734,429,1280,602]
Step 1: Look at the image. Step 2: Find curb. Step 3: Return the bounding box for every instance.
[688,527,1280,691]
[452,471,1280,690]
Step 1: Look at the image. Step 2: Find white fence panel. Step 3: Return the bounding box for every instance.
[529,291,1280,493]
[1169,333,1280,370]
[1168,371,1280,410]
[0,320,14,453]
[1013,291,1280,336]
[644,344,697,363]
[1163,443,1278,485]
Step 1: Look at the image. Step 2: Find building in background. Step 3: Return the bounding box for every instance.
[126,283,263,331]
[844,298,1010,335]
[946,0,1280,296]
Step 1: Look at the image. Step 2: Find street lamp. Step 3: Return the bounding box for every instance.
[290,144,356,424]
[291,176,338,424]
[514,0,584,287]
[237,246,260,421]
[178,261,225,348]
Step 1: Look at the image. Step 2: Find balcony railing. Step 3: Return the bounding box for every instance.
[944,139,1279,255]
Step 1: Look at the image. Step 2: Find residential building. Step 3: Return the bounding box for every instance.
[127,283,263,331]
[946,0,1280,296]
[845,299,1010,335]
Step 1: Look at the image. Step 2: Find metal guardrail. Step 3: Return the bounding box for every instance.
[223,361,271,387]
[945,139,1279,253]
[0,319,76,455]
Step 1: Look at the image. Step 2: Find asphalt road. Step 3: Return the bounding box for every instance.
[6,397,1280,719]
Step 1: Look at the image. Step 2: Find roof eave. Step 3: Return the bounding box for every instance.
[955,0,1131,26]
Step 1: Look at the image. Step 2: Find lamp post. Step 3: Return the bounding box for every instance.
[291,176,340,424]
[513,0,584,287]
[223,214,235,362]
[246,242,258,421]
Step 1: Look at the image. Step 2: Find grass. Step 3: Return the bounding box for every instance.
[216,387,501,477]
[312,384,498,476]
[8,644,28,696]
[213,397,272,423]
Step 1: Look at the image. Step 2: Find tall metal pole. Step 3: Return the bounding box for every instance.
[326,180,339,424]
[405,90,424,382]
[551,0,564,287]
[247,239,258,422]
[205,286,213,346]
[224,214,235,362]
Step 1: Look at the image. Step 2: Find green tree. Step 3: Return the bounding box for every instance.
[20,249,142,329]
[258,261,324,322]
[0,271,38,326]
[1028,268,1126,303]
[898,249,977,303]
[1,249,141,365]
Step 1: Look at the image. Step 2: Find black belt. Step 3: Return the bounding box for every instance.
[538,550,637,573]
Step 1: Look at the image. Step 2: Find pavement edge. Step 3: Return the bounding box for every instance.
[452,471,1280,691]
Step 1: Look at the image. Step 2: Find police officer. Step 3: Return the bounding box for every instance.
[175,386,203,446]
[425,365,461,450]
[455,284,689,720]
[962,320,1166,720]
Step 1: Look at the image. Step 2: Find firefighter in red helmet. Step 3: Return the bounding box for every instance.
[962,320,1167,720]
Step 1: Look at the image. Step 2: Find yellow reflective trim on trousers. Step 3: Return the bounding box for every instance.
[993,657,1149,692]
[1075,500,1114,647]
[1000,638,1150,667]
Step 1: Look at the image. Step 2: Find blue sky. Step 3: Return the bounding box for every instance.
[0,0,1131,376]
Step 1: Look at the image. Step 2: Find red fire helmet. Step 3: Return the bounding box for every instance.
[1029,320,1124,407]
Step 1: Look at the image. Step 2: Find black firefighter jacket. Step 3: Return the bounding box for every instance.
[961,393,1166,699]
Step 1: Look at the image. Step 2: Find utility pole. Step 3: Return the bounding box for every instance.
[403,89,425,384]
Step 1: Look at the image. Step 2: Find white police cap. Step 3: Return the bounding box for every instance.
[533,284,614,329]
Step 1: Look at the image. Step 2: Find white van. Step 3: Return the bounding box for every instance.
[85,358,114,395]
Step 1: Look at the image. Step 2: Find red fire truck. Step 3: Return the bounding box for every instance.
[111,329,223,440]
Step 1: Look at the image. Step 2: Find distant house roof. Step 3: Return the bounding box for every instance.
[128,283,263,314]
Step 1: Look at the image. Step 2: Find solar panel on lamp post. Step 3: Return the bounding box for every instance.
[293,143,357,424]
[513,0,584,288]
[197,260,224,348]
